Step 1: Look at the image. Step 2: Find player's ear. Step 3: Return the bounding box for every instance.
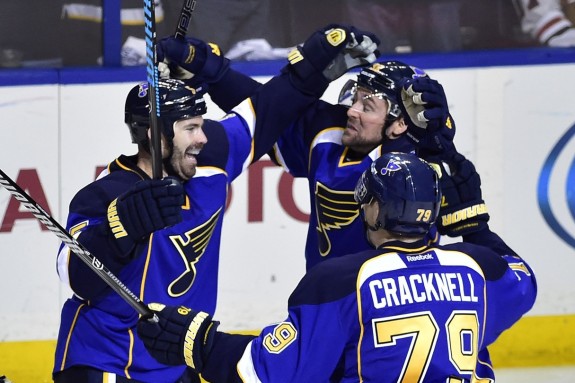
[397,117,408,133]
[387,117,408,137]
[365,198,379,226]
[147,127,168,147]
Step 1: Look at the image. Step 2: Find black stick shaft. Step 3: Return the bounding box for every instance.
[175,0,197,38]
[0,168,153,318]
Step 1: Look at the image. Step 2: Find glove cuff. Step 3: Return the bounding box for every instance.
[107,198,137,256]
[438,201,490,237]
[183,312,219,371]
[200,47,231,84]
[282,47,330,96]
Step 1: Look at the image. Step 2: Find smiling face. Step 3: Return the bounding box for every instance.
[342,87,406,155]
[167,116,207,180]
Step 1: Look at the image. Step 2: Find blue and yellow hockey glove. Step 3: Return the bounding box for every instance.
[157,36,230,84]
[284,24,380,95]
[432,152,490,237]
[138,303,219,372]
[399,77,456,156]
[108,178,184,256]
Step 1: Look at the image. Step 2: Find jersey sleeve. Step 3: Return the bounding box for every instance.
[246,72,330,163]
[482,254,537,346]
[207,67,262,113]
[463,227,521,258]
[202,302,353,383]
[56,173,141,300]
[456,229,538,347]
[268,121,309,177]
[202,257,360,383]
[269,101,346,177]
[198,70,333,182]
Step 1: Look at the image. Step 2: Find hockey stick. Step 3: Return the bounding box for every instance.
[175,0,197,39]
[143,0,198,180]
[144,0,162,180]
[0,168,154,319]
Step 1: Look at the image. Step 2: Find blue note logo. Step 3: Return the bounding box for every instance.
[380,158,402,176]
[138,82,148,98]
[537,123,575,249]
[410,66,428,79]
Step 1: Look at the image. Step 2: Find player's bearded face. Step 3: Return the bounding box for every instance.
[168,117,207,181]
[343,89,389,154]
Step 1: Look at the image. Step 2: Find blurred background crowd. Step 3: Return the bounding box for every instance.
[1,0,575,68]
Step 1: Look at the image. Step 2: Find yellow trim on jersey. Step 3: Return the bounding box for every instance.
[182,195,191,210]
[338,139,383,168]
[124,328,135,378]
[69,221,88,237]
[339,146,363,166]
[383,244,430,253]
[59,303,86,371]
[140,233,154,305]
[114,157,138,172]
[229,97,257,171]
[308,127,344,172]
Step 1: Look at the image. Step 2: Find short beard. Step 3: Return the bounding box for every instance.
[163,158,181,180]
[342,132,385,156]
[161,141,181,179]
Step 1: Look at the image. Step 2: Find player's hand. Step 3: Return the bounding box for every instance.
[321,25,380,81]
[108,178,184,255]
[284,24,380,94]
[429,152,489,237]
[137,303,218,371]
[157,36,230,84]
[399,77,456,155]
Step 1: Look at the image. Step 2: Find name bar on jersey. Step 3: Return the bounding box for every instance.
[369,272,479,309]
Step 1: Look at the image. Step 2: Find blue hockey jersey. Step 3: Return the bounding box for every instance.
[53,72,327,382]
[201,231,537,383]
[268,101,438,270]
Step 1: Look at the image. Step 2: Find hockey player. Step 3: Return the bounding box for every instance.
[268,62,456,270]
[52,25,380,383]
[194,52,455,271]
[137,151,537,382]
[159,32,456,270]
[175,53,456,271]
[515,0,575,47]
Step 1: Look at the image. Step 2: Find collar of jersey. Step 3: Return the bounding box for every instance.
[377,239,430,253]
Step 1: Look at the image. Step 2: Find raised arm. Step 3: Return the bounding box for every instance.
[432,151,537,345]
[158,25,380,114]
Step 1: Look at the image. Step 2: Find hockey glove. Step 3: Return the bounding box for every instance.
[399,77,456,155]
[157,36,230,84]
[321,27,380,81]
[108,178,184,256]
[138,303,219,372]
[430,152,489,237]
[284,24,380,95]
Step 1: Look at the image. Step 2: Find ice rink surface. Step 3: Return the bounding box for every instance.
[496,365,575,382]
